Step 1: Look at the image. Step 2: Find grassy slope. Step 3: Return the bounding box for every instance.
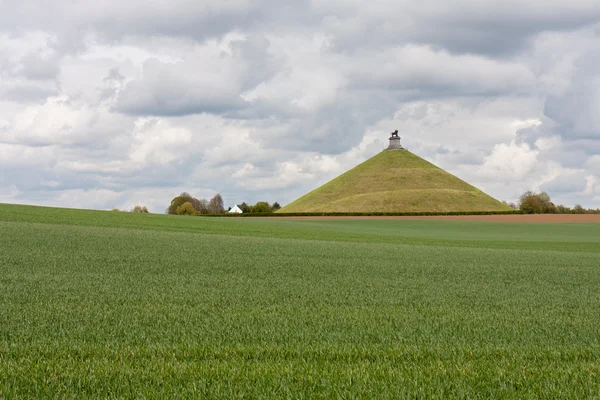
[2,203,600,398]
[279,150,512,213]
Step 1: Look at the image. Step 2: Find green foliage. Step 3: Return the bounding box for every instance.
[168,193,193,215]
[169,193,209,215]
[176,201,195,215]
[279,150,512,213]
[131,205,149,213]
[234,201,281,214]
[251,201,272,213]
[239,202,251,213]
[519,191,543,214]
[519,191,556,214]
[1,203,600,398]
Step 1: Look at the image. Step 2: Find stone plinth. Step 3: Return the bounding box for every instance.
[386,136,405,150]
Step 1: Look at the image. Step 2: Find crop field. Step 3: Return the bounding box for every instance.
[1,203,600,398]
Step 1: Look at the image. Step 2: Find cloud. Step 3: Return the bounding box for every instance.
[347,45,535,97]
[315,0,600,54]
[2,95,132,147]
[115,35,277,116]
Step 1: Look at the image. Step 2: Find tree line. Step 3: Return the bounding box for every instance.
[237,201,281,213]
[167,192,225,215]
[119,190,598,216]
[505,191,600,214]
[112,205,149,213]
[166,192,282,215]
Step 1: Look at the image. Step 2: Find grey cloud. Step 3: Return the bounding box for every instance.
[318,1,600,55]
[540,172,589,194]
[4,0,599,59]
[243,90,399,154]
[346,46,535,97]
[515,124,545,147]
[520,48,600,161]
[0,0,312,53]
[18,52,61,81]
[0,82,58,103]
[544,75,600,143]
[115,35,278,117]
[115,59,248,116]
[99,68,126,101]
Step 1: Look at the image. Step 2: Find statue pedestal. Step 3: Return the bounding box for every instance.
[386,136,405,150]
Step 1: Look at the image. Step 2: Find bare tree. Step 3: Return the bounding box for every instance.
[197,199,210,214]
[208,193,225,214]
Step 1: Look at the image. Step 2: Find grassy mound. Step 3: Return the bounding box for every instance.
[279,150,511,213]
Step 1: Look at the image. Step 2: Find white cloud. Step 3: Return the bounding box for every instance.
[481,141,539,181]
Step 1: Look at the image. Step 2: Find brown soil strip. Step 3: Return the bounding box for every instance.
[251,214,600,223]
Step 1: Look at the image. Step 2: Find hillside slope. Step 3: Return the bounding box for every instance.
[279,150,511,213]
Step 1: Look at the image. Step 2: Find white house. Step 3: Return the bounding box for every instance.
[228,205,243,214]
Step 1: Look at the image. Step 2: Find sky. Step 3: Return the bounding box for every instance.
[1,0,600,212]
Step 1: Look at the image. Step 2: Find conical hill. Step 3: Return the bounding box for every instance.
[279,150,511,213]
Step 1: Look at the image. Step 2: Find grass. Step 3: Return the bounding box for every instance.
[1,203,600,398]
[279,151,512,213]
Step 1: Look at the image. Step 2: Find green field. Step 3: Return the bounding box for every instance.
[279,151,512,213]
[1,203,600,398]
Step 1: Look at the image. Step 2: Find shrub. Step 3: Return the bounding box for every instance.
[168,193,194,215]
[519,191,542,214]
[519,191,555,214]
[252,201,272,213]
[176,202,195,215]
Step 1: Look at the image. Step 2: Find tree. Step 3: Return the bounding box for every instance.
[252,201,272,213]
[196,199,210,214]
[537,191,556,213]
[573,204,586,214]
[131,205,149,213]
[208,193,225,214]
[176,202,195,215]
[519,191,558,214]
[519,191,543,214]
[168,192,211,214]
[168,192,194,214]
[271,202,281,212]
[502,201,518,210]
[239,202,251,213]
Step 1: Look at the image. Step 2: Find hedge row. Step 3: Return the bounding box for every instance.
[199,210,524,217]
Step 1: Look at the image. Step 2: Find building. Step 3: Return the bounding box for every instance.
[228,205,243,214]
